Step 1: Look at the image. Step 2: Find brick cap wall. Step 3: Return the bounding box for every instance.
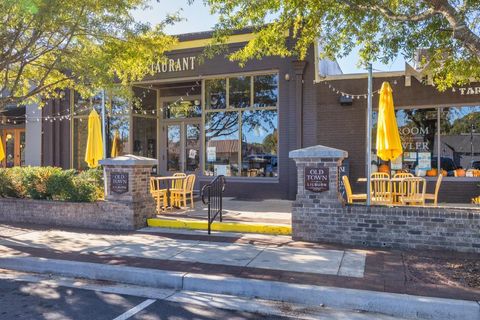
[289,144,348,159]
[100,154,157,166]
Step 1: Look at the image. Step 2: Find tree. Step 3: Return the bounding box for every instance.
[200,0,480,89]
[0,0,179,108]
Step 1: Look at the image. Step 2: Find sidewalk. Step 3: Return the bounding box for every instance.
[0,223,479,319]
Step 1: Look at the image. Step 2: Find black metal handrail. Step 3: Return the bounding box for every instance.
[201,175,226,234]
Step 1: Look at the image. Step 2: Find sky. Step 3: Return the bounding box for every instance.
[132,0,406,74]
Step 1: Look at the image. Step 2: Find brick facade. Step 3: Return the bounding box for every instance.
[291,145,480,253]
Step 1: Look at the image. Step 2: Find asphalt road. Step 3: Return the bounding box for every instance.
[0,279,291,320]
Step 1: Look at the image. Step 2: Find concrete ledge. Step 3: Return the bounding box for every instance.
[0,256,478,320]
[147,218,292,235]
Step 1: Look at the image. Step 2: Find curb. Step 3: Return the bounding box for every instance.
[0,256,478,320]
[147,218,292,235]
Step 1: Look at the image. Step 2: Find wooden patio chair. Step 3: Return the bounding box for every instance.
[392,172,414,204]
[169,172,186,205]
[399,177,427,206]
[150,177,167,213]
[342,175,367,204]
[425,174,443,206]
[370,178,392,205]
[371,172,390,179]
[171,174,196,208]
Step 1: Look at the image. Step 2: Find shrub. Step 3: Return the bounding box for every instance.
[0,166,104,202]
[76,168,104,200]
[46,169,76,201]
[0,167,27,198]
[22,167,64,200]
[67,178,98,202]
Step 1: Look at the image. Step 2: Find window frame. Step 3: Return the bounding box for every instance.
[202,71,280,179]
[372,103,480,182]
[70,89,132,169]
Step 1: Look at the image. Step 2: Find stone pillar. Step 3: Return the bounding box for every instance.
[289,145,348,240]
[99,154,157,230]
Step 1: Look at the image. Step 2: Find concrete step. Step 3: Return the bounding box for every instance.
[147,218,292,235]
[0,255,478,320]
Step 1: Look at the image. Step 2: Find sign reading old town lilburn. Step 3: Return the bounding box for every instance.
[305,166,329,192]
[111,172,129,194]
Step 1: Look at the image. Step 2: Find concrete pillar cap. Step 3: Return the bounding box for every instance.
[99,154,157,166]
[289,145,348,159]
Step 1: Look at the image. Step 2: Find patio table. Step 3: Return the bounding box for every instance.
[151,176,185,208]
[357,177,411,204]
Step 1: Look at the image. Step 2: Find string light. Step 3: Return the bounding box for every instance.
[321,79,398,100]
[0,81,202,123]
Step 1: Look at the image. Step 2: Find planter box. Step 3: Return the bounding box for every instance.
[0,197,155,231]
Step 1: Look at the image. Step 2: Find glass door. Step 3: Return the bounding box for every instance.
[161,95,202,177]
[184,122,201,175]
[4,130,15,167]
[165,121,202,175]
[2,129,25,167]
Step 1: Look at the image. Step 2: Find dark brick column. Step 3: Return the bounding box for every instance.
[289,145,348,240]
[99,154,157,229]
[292,60,307,149]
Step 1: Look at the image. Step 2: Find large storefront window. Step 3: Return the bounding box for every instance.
[373,105,480,178]
[72,90,130,169]
[132,117,156,158]
[205,112,239,176]
[108,94,130,157]
[132,88,157,160]
[241,110,278,177]
[72,117,89,170]
[205,73,279,177]
[205,79,227,110]
[441,106,480,174]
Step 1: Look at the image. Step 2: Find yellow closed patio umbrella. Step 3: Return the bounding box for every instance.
[376,82,403,161]
[0,137,4,162]
[110,130,120,158]
[84,109,104,168]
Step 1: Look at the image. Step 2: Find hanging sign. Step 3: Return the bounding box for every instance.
[110,172,129,194]
[305,166,329,193]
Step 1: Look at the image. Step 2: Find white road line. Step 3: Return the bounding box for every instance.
[112,299,156,320]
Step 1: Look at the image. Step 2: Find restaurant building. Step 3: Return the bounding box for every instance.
[3,29,479,203]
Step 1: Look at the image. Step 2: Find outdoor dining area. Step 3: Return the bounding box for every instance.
[343,172,442,206]
[149,173,196,212]
[343,81,444,207]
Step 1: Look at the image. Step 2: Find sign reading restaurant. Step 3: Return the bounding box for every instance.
[151,56,196,74]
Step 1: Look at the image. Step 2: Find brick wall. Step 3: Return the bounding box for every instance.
[0,198,152,231]
[293,202,480,253]
[291,153,480,253]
